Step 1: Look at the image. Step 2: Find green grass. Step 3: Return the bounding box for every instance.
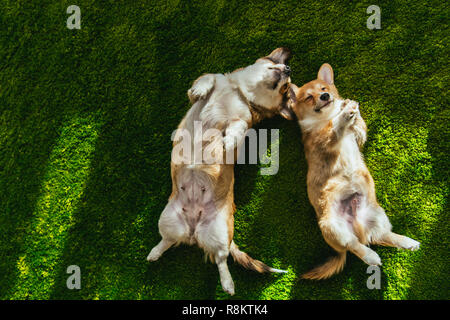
[0,0,448,299]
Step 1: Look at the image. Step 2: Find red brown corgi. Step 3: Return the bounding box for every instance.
[288,63,420,279]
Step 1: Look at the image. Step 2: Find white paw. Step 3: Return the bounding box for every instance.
[188,85,209,101]
[363,250,382,266]
[343,100,359,121]
[338,99,348,110]
[221,278,235,296]
[146,248,161,262]
[401,237,420,251]
[223,135,237,152]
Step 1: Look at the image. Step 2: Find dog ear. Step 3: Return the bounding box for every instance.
[280,84,298,120]
[267,47,292,65]
[289,84,298,104]
[317,63,334,85]
[280,106,295,120]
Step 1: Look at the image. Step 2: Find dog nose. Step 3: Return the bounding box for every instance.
[284,65,291,75]
[320,93,330,101]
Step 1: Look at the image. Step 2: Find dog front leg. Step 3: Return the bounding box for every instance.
[187,73,216,103]
[333,99,359,140]
[351,110,367,148]
[223,119,248,159]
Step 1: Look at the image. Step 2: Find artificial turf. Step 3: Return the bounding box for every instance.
[0,0,448,299]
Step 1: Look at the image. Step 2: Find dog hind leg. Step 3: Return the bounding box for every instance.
[147,197,188,262]
[195,203,235,295]
[318,213,381,272]
[364,205,420,251]
[375,232,420,251]
[215,249,235,295]
[147,238,176,262]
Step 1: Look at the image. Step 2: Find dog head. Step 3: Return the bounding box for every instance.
[235,47,294,119]
[288,63,343,125]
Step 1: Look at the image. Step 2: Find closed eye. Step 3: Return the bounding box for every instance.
[305,95,313,101]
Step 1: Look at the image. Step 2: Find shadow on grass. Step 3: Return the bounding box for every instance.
[47,1,258,299]
[0,113,68,298]
[404,107,449,300]
[0,1,97,296]
[221,117,312,299]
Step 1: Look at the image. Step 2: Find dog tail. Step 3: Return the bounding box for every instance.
[301,252,347,280]
[229,241,287,274]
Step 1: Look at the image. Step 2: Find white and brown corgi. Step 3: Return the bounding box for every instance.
[147,48,294,295]
[288,63,420,280]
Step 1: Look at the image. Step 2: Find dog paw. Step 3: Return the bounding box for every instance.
[363,250,382,266]
[343,100,359,121]
[188,84,210,103]
[146,249,161,262]
[221,278,235,296]
[188,88,204,102]
[223,135,237,152]
[340,99,351,110]
[401,237,420,251]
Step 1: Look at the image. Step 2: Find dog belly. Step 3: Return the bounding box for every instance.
[335,192,371,242]
[178,201,217,245]
[337,193,358,221]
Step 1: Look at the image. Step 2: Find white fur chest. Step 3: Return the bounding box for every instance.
[199,76,251,129]
[338,132,363,175]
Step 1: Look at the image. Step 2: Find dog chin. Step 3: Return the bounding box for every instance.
[314,100,333,113]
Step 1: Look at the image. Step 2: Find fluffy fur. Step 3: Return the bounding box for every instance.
[147,48,293,295]
[288,63,420,280]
